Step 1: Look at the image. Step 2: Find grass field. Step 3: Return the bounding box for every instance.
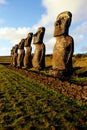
[0,56,11,65]
[0,64,87,130]
[0,54,87,129]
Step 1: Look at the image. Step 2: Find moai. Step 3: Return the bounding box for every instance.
[23,33,33,68]
[10,46,15,66]
[17,39,25,68]
[32,27,46,71]
[12,44,18,67]
[51,11,74,77]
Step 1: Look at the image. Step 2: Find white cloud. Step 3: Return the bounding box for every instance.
[0,0,7,4]
[74,34,84,46]
[0,47,10,56]
[45,37,55,54]
[72,22,87,35]
[71,21,87,46]
[0,27,31,45]
[81,45,87,52]
[0,47,8,51]
[35,0,87,26]
[0,0,87,55]
[32,0,87,54]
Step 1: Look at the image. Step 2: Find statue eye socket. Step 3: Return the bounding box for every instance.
[55,22,58,26]
[60,17,64,20]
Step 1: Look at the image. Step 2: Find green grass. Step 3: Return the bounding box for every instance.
[0,56,11,64]
[0,65,87,130]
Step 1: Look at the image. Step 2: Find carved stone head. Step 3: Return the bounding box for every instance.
[14,44,18,53]
[54,11,72,36]
[33,27,45,44]
[11,46,15,55]
[18,39,25,49]
[25,32,33,47]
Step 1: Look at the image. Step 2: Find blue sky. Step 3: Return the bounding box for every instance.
[0,0,87,56]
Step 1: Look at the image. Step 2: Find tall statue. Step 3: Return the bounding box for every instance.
[32,27,46,71]
[17,39,25,68]
[51,11,74,77]
[12,44,18,67]
[23,33,33,68]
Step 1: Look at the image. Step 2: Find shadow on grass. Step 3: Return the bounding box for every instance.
[0,63,10,66]
[78,71,87,77]
[73,67,87,77]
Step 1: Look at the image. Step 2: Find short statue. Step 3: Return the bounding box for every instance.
[23,33,33,68]
[10,46,15,66]
[17,39,25,68]
[12,44,18,67]
[51,11,74,77]
[32,27,46,70]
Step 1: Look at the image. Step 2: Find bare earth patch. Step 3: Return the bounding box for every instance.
[7,66,87,105]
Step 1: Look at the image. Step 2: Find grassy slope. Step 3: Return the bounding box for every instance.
[70,55,87,84]
[0,65,87,130]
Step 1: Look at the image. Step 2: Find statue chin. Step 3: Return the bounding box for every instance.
[54,28,64,37]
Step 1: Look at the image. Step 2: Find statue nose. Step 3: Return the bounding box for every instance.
[55,19,61,26]
[58,19,61,25]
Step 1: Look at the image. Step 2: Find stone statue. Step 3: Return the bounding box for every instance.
[10,46,15,66]
[51,11,74,77]
[32,27,46,71]
[17,39,25,68]
[12,44,18,67]
[23,33,33,68]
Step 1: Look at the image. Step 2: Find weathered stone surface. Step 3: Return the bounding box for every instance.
[51,11,74,77]
[32,27,46,70]
[10,45,18,67]
[10,46,15,66]
[17,39,25,68]
[13,44,18,67]
[23,33,33,68]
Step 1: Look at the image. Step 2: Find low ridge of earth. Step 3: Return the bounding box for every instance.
[7,66,87,105]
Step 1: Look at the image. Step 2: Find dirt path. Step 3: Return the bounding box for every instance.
[7,66,87,104]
